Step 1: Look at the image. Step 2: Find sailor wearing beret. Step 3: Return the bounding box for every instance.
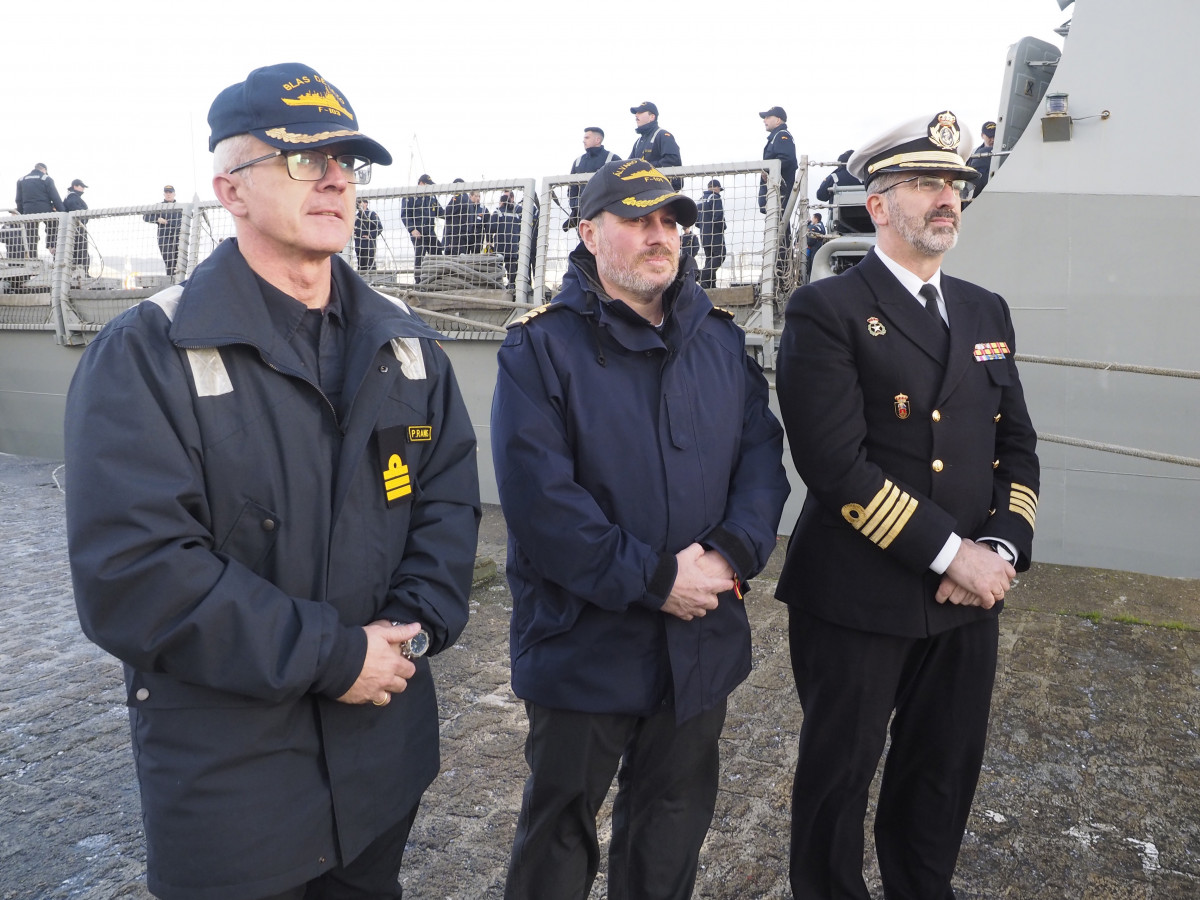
[775,111,1040,899]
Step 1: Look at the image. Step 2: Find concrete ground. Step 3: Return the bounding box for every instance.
[1,453,1197,899]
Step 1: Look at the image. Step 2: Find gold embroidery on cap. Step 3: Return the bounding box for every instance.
[621,193,681,209]
[263,127,362,145]
[281,86,353,120]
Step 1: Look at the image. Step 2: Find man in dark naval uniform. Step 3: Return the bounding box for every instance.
[401,173,443,284]
[14,162,63,255]
[776,110,1040,900]
[494,159,788,900]
[629,101,682,189]
[65,62,480,900]
[758,105,798,216]
[565,126,620,230]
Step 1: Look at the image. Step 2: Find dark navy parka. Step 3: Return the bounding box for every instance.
[64,240,480,899]
[491,244,788,724]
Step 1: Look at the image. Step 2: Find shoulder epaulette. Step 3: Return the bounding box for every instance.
[709,306,735,320]
[508,302,564,329]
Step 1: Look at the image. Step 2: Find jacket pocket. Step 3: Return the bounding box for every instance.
[214,498,281,573]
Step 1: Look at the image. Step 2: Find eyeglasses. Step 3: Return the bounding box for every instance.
[877,174,975,201]
[227,150,373,184]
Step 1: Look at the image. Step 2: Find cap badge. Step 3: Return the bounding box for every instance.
[929,111,961,152]
[614,160,670,184]
[894,393,910,420]
[281,77,353,121]
[866,316,887,337]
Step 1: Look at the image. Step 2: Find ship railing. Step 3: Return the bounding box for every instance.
[1,163,810,355]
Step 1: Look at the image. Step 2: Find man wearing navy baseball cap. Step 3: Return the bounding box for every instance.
[65,62,480,899]
[494,157,788,899]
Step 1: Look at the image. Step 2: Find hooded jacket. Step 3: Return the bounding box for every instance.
[65,239,480,899]
[492,244,788,723]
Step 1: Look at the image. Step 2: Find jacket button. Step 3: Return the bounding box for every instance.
[379,365,389,373]
[931,410,941,422]
[993,459,1000,469]
[931,459,944,473]
[135,688,150,701]
[261,518,276,532]
[994,413,1002,422]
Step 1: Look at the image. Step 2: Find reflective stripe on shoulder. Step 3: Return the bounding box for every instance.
[146,284,185,321]
[146,285,233,397]
[375,291,428,380]
[389,338,427,380]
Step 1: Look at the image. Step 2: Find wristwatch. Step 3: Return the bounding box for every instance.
[982,541,1016,564]
[390,621,431,660]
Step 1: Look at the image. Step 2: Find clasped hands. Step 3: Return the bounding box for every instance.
[936,539,1016,609]
[661,542,737,622]
[337,619,423,706]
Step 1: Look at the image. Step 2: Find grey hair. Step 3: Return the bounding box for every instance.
[864,170,909,199]
[213,134,263,177]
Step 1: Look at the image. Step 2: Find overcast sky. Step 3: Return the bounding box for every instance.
[6,0,1069,208]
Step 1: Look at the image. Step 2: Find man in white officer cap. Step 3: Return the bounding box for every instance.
[774,111,1040,899]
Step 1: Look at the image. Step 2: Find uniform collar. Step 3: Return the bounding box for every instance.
[873,244,943,304]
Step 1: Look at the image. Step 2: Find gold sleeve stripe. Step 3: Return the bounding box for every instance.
[859,480,896,523]
[841,479,919,547]
[1011,483,1038,507]
[1008,482,1038,529]
[864,488,909,543]
[879,496,919,548]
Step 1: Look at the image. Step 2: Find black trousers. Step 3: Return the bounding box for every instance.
[699,244,725,290]
[505,699,727,900]
[255,804,419,900]
[787,607,999,900]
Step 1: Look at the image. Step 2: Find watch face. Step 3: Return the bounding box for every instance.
[403,630,430,660]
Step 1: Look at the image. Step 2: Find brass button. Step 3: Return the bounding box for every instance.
[135,688,150,701]
[993,459,1000,469]
[994,413,1002,423]
[931,410,941,422]
[931,459,944,473]
[261,518,276,532]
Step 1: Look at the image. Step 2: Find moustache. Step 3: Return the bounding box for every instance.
[926,207,960,227]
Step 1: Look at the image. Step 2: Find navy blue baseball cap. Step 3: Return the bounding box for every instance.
[208,63,392,165]
[578,159,697,227]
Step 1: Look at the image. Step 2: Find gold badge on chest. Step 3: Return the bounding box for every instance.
[894,393,910,419]
[866,316,887,337]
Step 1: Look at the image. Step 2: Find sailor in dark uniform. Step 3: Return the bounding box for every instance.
[776,111,1040,900]
[969,120,997,195]
[629,101,682,189]
[565,126,620,229]
[758,105,798,216]
[401,174,443,284]
[14,162,63,255]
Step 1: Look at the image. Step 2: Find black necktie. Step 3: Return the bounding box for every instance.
[919,283,948,332]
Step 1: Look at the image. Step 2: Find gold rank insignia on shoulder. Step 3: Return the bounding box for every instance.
[509,303,551,328]
[894,394,910,419]
[973,341,1010,361]
[710,305,735,319]
[867,316,887,337]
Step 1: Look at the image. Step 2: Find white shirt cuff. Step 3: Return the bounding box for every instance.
[930,533,961,575]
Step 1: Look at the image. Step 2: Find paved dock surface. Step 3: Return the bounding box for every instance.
[2,453,1197,899]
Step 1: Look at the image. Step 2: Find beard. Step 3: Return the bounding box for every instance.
[886,192,960,256]
[594,223,679,302]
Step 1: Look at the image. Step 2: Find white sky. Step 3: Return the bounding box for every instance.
[5,0,1068,208]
